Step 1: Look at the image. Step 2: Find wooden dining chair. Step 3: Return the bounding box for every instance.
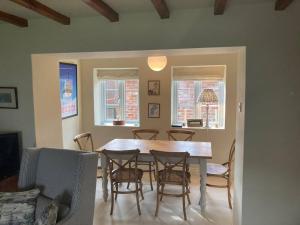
[130,129,159,191]
[102,149,144,215]
[73,132,94,151]
[73,132,102,178]
[166,129,195,141]
[150,150,191,220]
[207,139,236,209]
[166,129,195,182]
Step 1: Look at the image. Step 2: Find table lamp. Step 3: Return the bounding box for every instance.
[198,89,218,128]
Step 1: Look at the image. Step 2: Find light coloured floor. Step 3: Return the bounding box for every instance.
[93,167,233,225]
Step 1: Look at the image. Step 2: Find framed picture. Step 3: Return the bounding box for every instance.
[148,80,160,96]
[148,103,160,118]
[0,87,18,109]
[59,63,78,119]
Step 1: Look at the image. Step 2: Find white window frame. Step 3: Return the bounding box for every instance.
[171,65,226,129]
[93,68,140,127]
[171,80,225,128]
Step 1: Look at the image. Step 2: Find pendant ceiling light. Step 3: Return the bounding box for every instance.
[147,56,167,72]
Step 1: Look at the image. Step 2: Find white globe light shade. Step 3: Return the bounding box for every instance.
[147,56,167,72]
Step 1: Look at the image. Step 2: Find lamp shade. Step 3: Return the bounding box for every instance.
[198,89,218,103]
[147,56,167,71]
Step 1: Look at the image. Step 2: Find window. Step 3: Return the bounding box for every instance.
[94,68,139,126]
[172,66,226,129]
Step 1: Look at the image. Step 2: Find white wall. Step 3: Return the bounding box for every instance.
[80,53,237,163]
[31,56,82,149]
[1,2,300,225]
[31,55,63,148]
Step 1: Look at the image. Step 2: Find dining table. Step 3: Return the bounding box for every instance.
[97,138,212,212]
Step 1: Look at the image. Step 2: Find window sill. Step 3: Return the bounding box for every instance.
[95,123,140,128]
[171,125,225,130]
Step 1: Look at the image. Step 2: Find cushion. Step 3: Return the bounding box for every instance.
[0,188,40,225]
[111,168,143,182]
[158,169,191,184]
[35,195,70,222]
[34,201,58,225]
[207,163,228,175]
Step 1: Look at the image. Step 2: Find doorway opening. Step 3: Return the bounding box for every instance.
[31,47,246,225]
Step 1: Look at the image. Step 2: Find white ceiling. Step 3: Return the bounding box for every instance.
[0,0,274,19]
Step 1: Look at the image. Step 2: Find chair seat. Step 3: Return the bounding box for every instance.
[112,168,143,182]
[136,161,154,166]
[207,163,228,175]
[158,169,190,184]
[136,161,155,172]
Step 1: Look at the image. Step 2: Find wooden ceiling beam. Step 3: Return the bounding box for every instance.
[83,0,119,22]
[9,0,70,25]
[214,0,228,15]
[151,0,170,19]
[275,0,294,10]
[0,10,28,27]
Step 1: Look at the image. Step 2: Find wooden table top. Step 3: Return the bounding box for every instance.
[97,139,212,159]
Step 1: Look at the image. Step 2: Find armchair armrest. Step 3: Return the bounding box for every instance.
[56,152,98,225]
[18,148,41,190]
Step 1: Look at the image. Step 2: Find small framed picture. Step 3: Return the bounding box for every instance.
[0,87,18,109]
[148,103,160,118]
[148,80,160,96]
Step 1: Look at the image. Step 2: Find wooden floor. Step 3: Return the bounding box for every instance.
[93,167,233,225]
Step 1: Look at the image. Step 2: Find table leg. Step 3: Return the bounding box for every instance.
[199,158,207,212]
[101,153,108,202]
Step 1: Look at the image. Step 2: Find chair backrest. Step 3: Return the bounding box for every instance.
[132,129,159,140]
[150,150,190,181]
[102,149,140,178]
[166,129,195,141]
[228,139,236,166]
[73,132,94,151]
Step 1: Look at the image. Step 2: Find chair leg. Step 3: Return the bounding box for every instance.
[153,164,156,181]
[155,183,160,217]
[115,184,118,200]
[186,183,191,205]
[110,186,114,215]
[227,178,232,209]
[135,182,141,215]
[182,185,187,220]
[160,184,165,201]
[127,162,131,189]
[149,163,153,191]
[139,182,144,200]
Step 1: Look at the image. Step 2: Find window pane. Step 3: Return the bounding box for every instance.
[99,79,140,125]
[125,80,139,122]
[104,80,121,120]
[175,80,196,124]
[106,90,119,105]
[106,107,118,120]
[172,79,225,128]
[199,80,225,128]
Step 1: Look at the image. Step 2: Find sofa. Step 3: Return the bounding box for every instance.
[18,147,98,225]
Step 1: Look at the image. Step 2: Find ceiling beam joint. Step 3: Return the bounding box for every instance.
[83,0,119,22]
[150,0,170,19]
[0,10,28,27]
[214,0,228,15]
[275,0,294,10]
[10,0,70,25]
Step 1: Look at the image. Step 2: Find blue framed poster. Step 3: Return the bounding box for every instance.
[59,63,78,119]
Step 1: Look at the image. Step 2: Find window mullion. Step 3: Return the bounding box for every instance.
[120,80,125,121]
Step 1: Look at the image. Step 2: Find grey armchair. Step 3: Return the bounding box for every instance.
[18,147,98,225]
